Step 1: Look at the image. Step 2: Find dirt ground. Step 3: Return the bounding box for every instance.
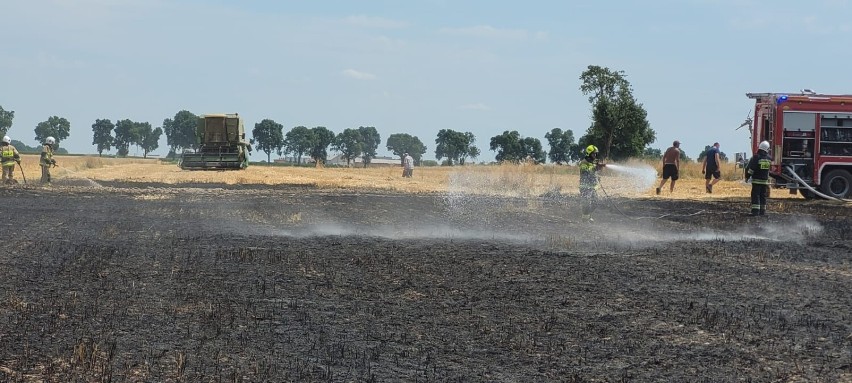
[0,182,850,382]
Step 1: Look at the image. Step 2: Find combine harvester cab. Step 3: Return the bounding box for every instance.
[746,91,852,200]
[180,113,251,170]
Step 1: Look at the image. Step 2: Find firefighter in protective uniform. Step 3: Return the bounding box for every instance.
[40,136,57,184]
[578,145,606,222]
[1,136,21,184]
[746,140,772,216]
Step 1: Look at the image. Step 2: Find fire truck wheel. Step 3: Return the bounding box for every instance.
[820,169,852,198]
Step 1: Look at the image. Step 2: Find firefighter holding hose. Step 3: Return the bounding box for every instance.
[578,144,606,222]
[746,140,772,216]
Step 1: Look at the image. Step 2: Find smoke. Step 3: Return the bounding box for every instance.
[599,218,823,245]
[253,223,535,243]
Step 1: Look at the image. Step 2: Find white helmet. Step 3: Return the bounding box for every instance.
[2,136,10,144]
[758,141,770,152]
[46,136,56,145]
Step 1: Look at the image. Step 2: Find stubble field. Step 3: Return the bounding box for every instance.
[1,156,850,382]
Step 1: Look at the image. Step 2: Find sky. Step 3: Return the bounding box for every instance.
[2,0,851,162]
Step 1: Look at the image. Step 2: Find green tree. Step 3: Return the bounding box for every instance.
[579,65,655,160]
[0,106,14,137]
[91,119,115,156]
[332,128,363,166]
[522,137,546,164]
[114,119,141,157]
[386,133,427,164]
[251,119,284,163]
[490,130,544,163]
[283,126,313,164]
[642,147,662,160]
[308,126,336,165]
[545,128,580,164]
[357,126,381,168]
[163,110,199,156]
[34,116,71,144]
[435,129,479,165]
[679,149,692,163]
[139,124,163,158]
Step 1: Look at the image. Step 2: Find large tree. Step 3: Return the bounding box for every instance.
[251,119,284,163]
[34,116,71,144]
[332,128,362,166]
[357,126,381,168]
[579,65,655,160]
[435,129,479,165]
[283,125,313,164]
[0,106,14,137]
[490,130,545,164]
[113,119,141,157]
[163,110,200,156]
[91,119,115,156]
[545,128,580,164]
[308,126,335,166]
[138,123,163,158]
[386,133,427,164]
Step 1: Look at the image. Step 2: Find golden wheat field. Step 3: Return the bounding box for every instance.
[18,154,804,200]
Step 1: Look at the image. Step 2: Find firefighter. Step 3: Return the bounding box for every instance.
[1,136,21,184]
[746,140,772,216]
[578,144,606,222]
[40,136,57,184]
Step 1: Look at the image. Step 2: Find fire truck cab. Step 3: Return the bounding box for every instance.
[747,92,852,199]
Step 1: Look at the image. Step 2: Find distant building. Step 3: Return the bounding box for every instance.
[327,155,400,167]
[274,155,314,164]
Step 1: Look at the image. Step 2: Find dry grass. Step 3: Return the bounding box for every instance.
[12,155,153,184]
[47,156,802,200]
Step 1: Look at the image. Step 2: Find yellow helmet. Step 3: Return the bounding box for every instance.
[585,145,599,156]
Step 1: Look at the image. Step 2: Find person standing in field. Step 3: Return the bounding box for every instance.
[40,136,57,184]
[746,141,772,216]
[1,136,21,184]
[578,144,606,222]
[401,152,414,178]
[656,140,681,195]
[702,142,722,193]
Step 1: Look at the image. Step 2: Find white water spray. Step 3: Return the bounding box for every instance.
[600,163,657,195]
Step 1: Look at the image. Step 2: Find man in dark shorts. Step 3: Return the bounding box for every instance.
[656,140,681,195]
[702,142,722,193]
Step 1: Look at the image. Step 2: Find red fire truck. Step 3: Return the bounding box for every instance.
[746,91,852,199]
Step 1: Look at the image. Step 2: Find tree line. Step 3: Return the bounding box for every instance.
[2,65,734,165]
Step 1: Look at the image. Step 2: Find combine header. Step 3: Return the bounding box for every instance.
[180,113,251,170]
[745,91,852,200]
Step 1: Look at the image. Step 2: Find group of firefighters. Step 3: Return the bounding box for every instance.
[0,135,57,185]
[578,140,772,221]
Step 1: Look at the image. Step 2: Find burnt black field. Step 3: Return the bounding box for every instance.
[1,184,850,382]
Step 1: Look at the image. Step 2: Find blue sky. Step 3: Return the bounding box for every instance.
[2,0,850,161]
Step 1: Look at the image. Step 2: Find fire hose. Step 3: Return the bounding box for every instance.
[784,166,852,203]
[17,162,26,185]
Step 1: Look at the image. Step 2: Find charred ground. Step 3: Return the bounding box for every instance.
[1,184,850,382]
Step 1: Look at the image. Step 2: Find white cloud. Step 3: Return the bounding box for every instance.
[438,25,545,41]
[341,69,377,80]
[343,15,409,29]
[459,103,491,111]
